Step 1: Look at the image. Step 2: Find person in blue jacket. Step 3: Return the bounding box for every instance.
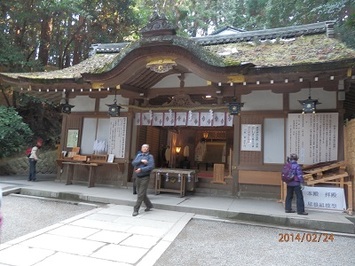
[131,144,155,216]
[285,153,308,215]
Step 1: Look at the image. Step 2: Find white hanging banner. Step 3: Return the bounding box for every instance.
[152,112,163,126]
[187,112,200,126]
[163,111,175,126]
[141,112,152,126]
[175,112,187,126]
[226,113,233,127]
[200,112,212,126]
[287,113,338,164]
[135,111,233,127]
[213,112,226,126]
[135,113,141,126]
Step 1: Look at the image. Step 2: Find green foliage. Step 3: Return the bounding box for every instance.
[0,106,33,158]
[337,19,355,49]
[0,29,42,72]
[15,93,62,150]
[337,6,355,49]
[232,0,353,30]
[347,13,355,28]
[0,0,139,70]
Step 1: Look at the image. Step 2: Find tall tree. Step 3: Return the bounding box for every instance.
[38,14,53,66]
[261,0,353,28]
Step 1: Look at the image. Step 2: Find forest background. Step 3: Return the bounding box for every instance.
[0,0,354,158]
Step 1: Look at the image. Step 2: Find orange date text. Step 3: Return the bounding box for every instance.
[278,232,334,242]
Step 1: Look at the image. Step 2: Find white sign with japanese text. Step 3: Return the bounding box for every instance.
[303,186,346,211]
[287,113,338,164]
[241,124,261,151]
[108,117,127,158]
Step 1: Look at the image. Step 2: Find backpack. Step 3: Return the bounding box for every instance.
[26,147,32,158]
[281,162,295,183]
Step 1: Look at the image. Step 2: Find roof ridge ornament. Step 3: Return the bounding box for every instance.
[162,94,201,107]
[140,11,177,37]
[146,58,177,73]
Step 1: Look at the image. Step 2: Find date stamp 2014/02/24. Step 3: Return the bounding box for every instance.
[278,233,335,242]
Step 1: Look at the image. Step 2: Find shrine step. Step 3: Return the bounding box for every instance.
[194,186,233,197]
[346,217,355,225]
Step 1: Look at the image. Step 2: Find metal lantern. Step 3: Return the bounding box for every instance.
[61,101,75,114]
[299,86,321,114]
[299,97,321,114]
[228,99,244,115]
[107,100,122,117]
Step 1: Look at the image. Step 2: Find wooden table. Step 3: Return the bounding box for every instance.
[57,158,126,187]
[62,161,101,187]
[153,168,196,197]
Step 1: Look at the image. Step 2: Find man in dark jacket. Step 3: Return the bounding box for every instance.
[285,153,308,215]
[132,144,155,216]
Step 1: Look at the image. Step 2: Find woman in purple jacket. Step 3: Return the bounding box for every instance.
[285,154,308,215]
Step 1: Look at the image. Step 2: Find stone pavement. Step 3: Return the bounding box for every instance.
[0,203,192,266]
[0,174,354,266]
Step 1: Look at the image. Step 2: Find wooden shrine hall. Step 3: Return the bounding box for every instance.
[1,13,355,205]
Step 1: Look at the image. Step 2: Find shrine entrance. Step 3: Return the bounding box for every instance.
[134,124,235,196]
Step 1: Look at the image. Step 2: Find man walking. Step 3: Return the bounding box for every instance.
[132,144,155,216]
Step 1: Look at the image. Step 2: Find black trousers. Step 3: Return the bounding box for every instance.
[285,185,305,213]
[28,158,37,181]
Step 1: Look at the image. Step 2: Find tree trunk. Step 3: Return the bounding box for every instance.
[38,15,53,67]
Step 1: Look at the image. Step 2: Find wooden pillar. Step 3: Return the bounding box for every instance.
[232,114,241,196]
[211,163,226,184]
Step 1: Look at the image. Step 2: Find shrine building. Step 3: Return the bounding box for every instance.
[1,13,355,200]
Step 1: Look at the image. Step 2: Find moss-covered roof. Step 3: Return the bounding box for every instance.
[1,53,119,80]
[204,34,355,67]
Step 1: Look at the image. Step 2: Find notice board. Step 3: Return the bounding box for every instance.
[287,113,338,164]
[108,117,127,158]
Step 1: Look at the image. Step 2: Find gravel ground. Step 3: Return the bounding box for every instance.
[155,219,355,266]
[0,194,97,243]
